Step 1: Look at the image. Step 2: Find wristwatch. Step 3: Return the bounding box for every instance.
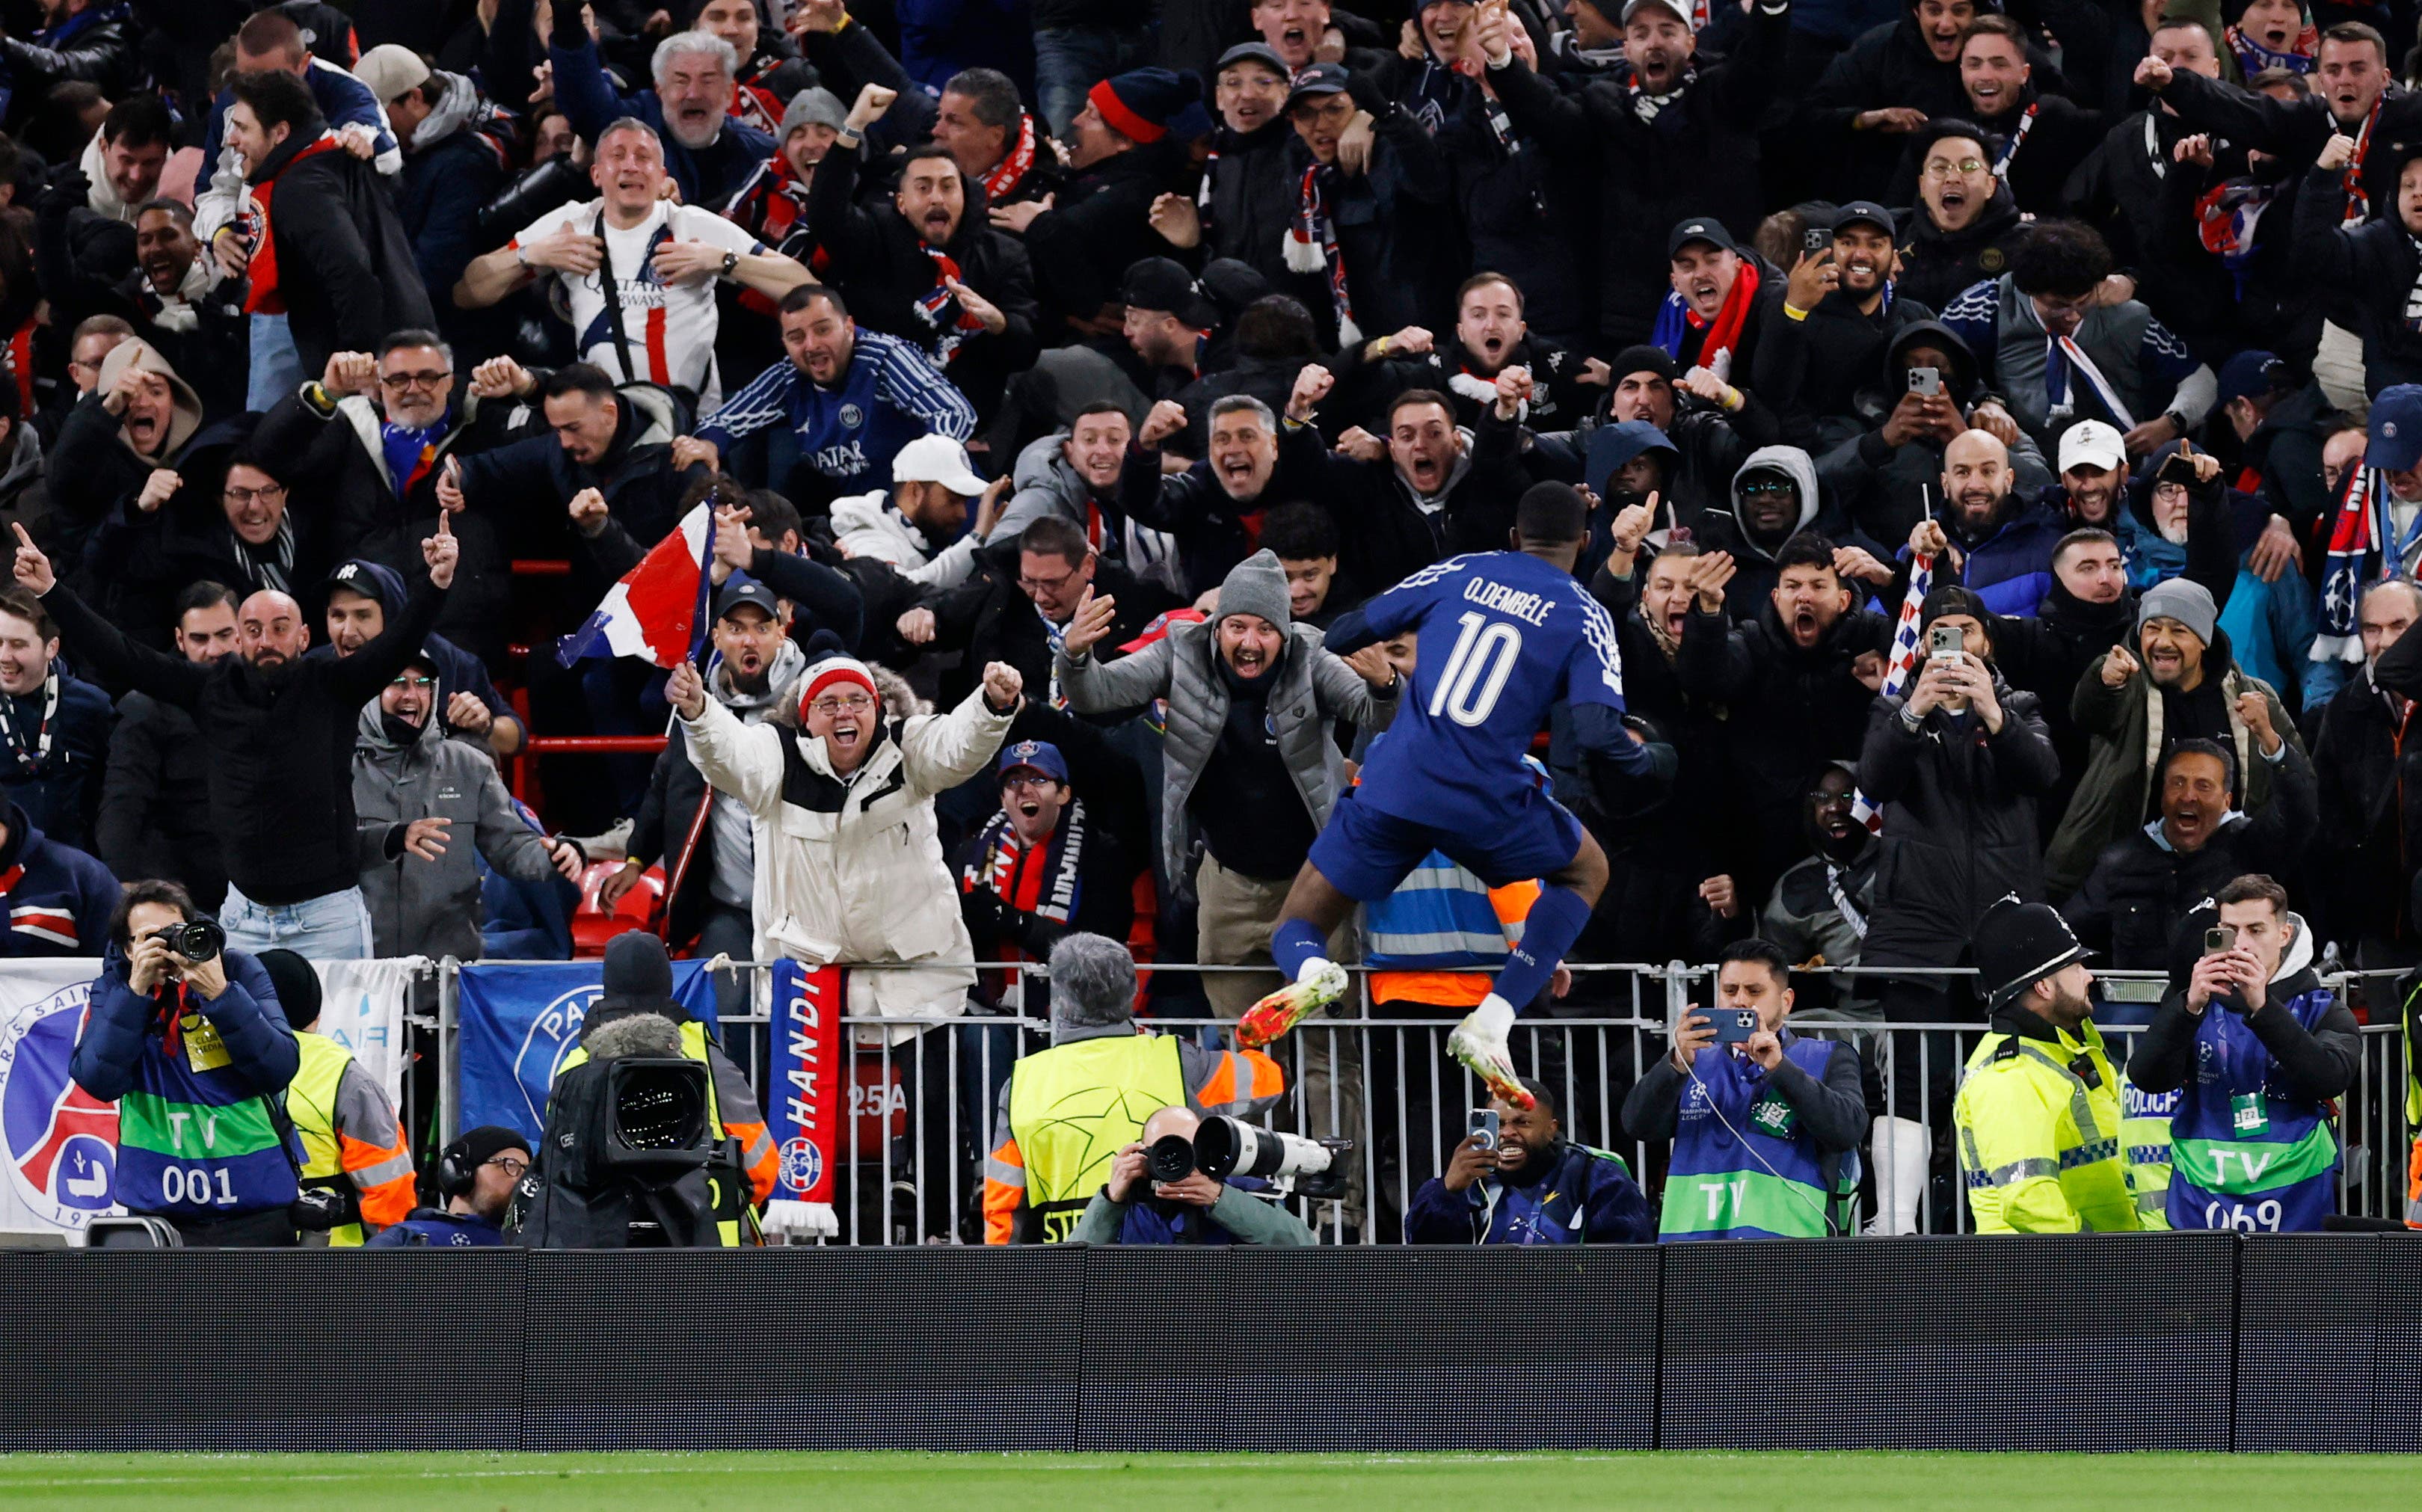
[720,250,740,279]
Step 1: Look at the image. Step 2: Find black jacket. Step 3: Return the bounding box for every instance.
[1270,79,1454,346]
[1295,408,1528,596]
[1801,15,1976,203]
[923,547,1179,709]
[1486,1,1786,342]
[2062,747,2316,971]
[95,690,225,909]
[1,4,145,117]
[1893,188,2026,314]
[1193,116,1304,292]
[1859,674,2063,966]
[802,139,1042,422]
[1885,89,2101,217]
[458,385,690,600]
[2290,161,2422,398]
[1024,144,1187,327]
[38,571,446,906]
[2129,953,2360,1103]
[2311,627,2422,952]
[2065,109,2242,362]
[1751,286,1940,450]
[1677,597,1891,897]
[0,669,114,855]
[245,129,437,387]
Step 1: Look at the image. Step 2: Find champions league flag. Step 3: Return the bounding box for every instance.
[1850,551,1932,833]
[761,960,843,1239]
[555,503,716,667]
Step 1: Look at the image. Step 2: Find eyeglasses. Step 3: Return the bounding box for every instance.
[808,692,876,717]
[1002,773,1058,791]
[1740,480,1797,497]
[2151,481,2190,500]
[1920,157,1988,179]
[224,483,286,505]
[1019,567,1082,594]
[481,1155,529,1178]
[389,675,435,690]
[380,369,449,391]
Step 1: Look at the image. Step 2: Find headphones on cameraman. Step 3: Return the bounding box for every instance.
[434,1144,476,1200]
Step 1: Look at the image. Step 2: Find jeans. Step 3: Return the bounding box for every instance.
[246,313,304,414]
[1032,25,1156,141]
[691,900,756,1041]
[220,882,374,962]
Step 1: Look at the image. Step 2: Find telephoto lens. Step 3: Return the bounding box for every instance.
[1144,1133,1197,1184]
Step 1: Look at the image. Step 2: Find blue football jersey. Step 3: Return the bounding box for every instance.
[1353,551,1624,823]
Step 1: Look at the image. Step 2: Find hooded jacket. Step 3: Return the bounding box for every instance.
[1818,318,2052,549]
[2046,623,2303,898]
[395,72,511,338]
[242,123,438,387]
[830,490,986,590]
[296,558,512,735]
[352,686,559,960]
[48,339,203,565]
[1691,444,1822,619]
[1859,663,2064,965]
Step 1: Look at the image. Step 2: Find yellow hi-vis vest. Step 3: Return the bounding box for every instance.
[1006,1033,1188,1243]
[1955,1018,2141,1234]
[287,1032,366,1247]
[559,1018,741,1247]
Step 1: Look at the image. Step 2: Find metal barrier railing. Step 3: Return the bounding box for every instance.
[434,959,2414,1244]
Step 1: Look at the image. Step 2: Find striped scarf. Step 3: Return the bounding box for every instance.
[1285,164,1361,345]
[959,799,1088,1001]
[912,246,987,366]
[2316,465,2387,666]
[1650,259,1760,383]
[2224,22,2317,76]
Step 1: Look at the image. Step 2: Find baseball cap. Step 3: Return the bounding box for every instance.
[2213,349,2287,411]
[2370,384,2422,472]
[890,434,988,497]
[1286,62,1352,108]
[1668,216,1736,259]
[353,44,431,106]
[1119,256,1219,327]
[713,577,781,624]
[1833,200,1896,237]
[1214,41,1290,77]
[998,739,1069,784]
[2056,420,2126,475]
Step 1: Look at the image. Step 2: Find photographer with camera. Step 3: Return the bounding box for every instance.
[1622,939,1868,1240]
[1072,1105,1318,1247]
[1406,1078,1653,1245]
[985,932,1287,1244]
[2125,876,2358,1233]
[369,1127,531,1248]
[68,880,304,1246]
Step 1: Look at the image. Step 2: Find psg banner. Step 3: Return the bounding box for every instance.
[0,959,417,1237]
[455,959,722,1145]
[763,961,843,1214]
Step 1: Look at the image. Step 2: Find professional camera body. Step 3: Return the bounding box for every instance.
[513,1014,740,1248]
[1146,1115,1353,1200]
[148,917,225,963]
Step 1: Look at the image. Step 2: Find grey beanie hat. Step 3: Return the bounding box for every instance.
[781,87,848,138]
[1214,549,1291,631]
[2136,577,2217,646]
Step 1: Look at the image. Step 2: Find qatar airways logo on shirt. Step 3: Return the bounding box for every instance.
[1461,579,1557,625]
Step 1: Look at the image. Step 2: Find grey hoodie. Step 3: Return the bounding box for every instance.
[1727,443,1822,563]
[352,687,557,960]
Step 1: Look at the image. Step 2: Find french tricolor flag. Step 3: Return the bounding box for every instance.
[556,505,714,668]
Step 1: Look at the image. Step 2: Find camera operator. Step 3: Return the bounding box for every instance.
[985,932,1286,1244]
[1405,1078,1653,1245]
[2126,876,2358,1233]
[1072,1104,1317,1247]
[1622,939,1868,1240]
[68,880,303,1246]
[368,1127,531,1247]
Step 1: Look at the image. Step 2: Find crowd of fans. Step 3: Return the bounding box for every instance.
[0,0,2417,1246]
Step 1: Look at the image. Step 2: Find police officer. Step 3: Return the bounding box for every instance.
[1953,897,2140,1233]
[983,932,1285,1244]
[2127,876,2360,1233]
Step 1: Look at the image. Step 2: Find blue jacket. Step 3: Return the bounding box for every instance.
[0,805,119,957]
[0,670,115,853]
[700,334,977,500]
[366,1207,510,1247]
[70,943,301,1219]
[1943,496,2069,620]
[548,36,773,207]
[1404,1140,1654,1244]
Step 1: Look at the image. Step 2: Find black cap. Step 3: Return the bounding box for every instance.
[443,1124,532,1172]
[1974,897,2091,1008]
[598,930,674,1012]
[713,577,781,624]
[1214,41,1290,77]
[257,947,322,1030]
[1834,200,1896,237]
[1668,216,1736,259]
[1286,62,1351,107]
[1119,256,1218,326]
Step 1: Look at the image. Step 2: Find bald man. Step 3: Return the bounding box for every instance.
[1907,428,2071,620]
[13,517,458,960]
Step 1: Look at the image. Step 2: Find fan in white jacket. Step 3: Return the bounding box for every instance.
[667,643,1023,1041]
[828,432,1006,589]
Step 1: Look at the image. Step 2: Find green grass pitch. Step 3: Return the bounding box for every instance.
[4,1451,2416,1509]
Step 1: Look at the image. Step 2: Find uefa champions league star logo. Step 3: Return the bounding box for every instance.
[778,1137,823,1195]
[510,984,606,1132]
[1,983,117,1229]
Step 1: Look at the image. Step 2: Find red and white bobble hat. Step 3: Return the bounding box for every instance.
[796,654,879,723]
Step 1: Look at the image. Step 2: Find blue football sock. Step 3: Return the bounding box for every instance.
[1492,885,1593,1010]
[1270,918,1330,983]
